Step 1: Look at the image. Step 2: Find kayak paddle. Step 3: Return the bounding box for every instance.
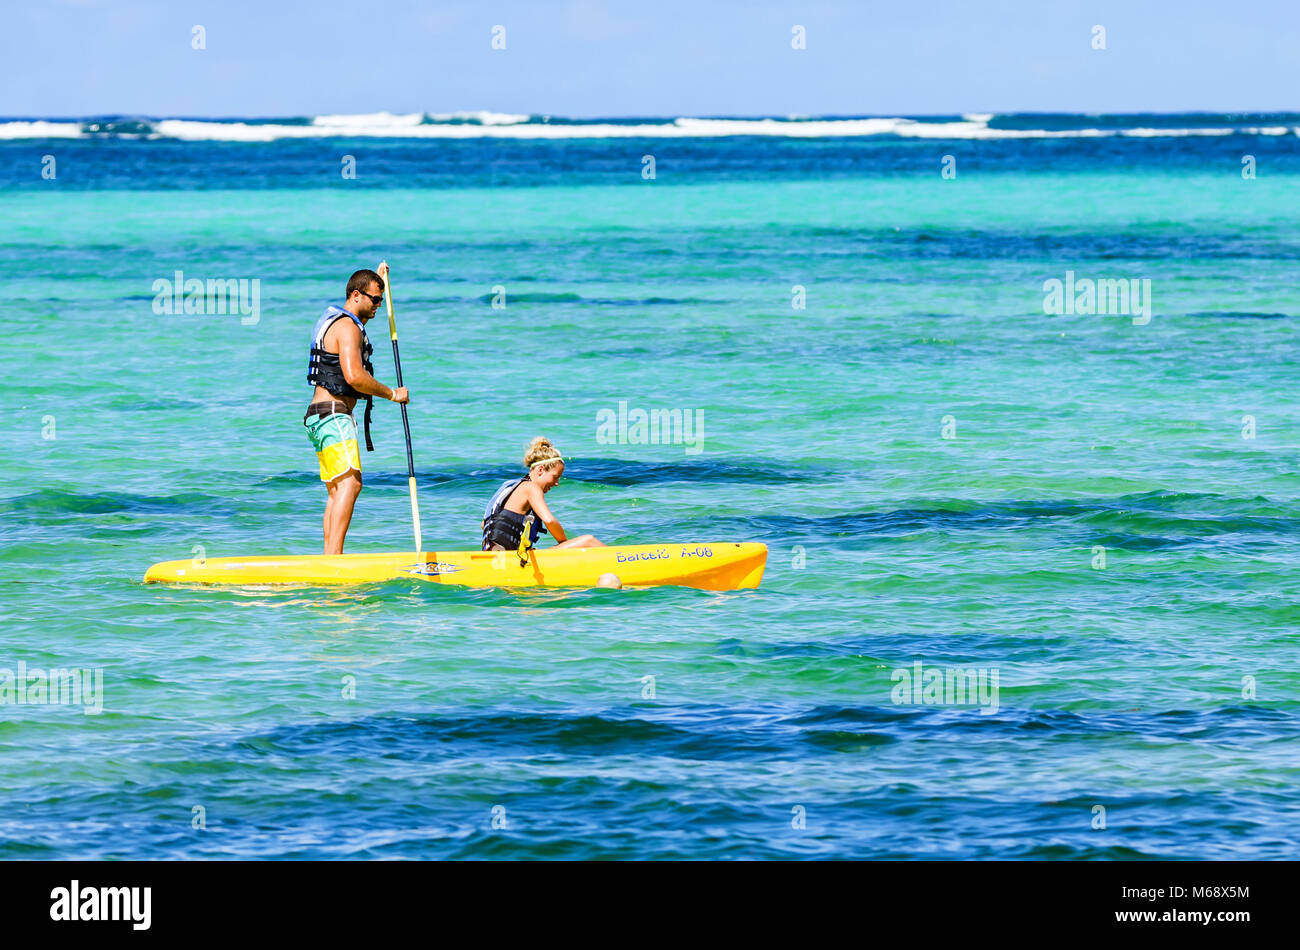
[380,260,423,553]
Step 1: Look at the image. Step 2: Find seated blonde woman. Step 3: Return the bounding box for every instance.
[480,437,605,553]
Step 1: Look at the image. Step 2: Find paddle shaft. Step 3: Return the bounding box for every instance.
[380,262,422,553]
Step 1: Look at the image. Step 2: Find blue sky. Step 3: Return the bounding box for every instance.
[6,0,1297,117]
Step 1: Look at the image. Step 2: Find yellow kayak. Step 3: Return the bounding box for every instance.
[144,542,767,591]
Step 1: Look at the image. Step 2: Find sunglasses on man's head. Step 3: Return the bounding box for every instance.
[357,290,384,305]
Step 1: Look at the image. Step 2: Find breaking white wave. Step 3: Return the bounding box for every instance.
[1117,125,1292,137]
[1,113,1297,141]
[0,121,83,139]
[425,110,533,125]
[312,111,426,129]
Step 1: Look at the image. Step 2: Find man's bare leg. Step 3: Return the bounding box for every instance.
[324,470,362,554]
[322,490,334,549]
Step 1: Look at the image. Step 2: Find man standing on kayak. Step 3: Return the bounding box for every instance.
[304,263,410,554]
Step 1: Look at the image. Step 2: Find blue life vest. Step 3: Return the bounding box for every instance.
[307,306,376,450]
[481,477,548,551]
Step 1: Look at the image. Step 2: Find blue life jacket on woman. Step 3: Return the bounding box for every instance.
[307,306,376,450]
[481,478,548,551]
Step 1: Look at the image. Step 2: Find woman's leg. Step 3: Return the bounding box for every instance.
[555,534,605,549]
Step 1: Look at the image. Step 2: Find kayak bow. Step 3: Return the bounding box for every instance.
[144,542,767,591]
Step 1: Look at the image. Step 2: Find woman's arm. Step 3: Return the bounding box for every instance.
[524,483,567,543]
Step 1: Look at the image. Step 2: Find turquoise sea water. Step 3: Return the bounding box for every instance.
[4,115,1300,858]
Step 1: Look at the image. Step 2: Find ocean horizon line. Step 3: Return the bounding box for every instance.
[3,110,1299,142]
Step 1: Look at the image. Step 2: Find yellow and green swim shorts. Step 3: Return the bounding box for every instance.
[305,409,362,482]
